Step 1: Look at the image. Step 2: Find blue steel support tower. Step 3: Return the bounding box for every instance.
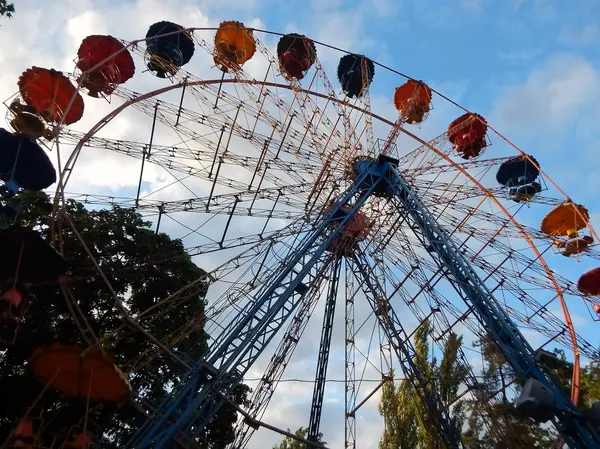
[129,154,600,449]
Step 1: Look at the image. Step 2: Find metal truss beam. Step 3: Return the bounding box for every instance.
[229,259,331,448]
[307,256,343,446]
[127,168,384,448]
[379,159,600,448]
[130,154,598,449]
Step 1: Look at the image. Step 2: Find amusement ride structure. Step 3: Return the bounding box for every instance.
[1,21,600,449]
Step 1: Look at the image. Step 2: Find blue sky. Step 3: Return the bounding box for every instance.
[1,0,600,447]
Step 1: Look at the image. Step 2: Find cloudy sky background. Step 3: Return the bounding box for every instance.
[1,0,600,447]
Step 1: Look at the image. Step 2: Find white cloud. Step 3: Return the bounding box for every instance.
[490,54,600,136]
[559,24,599,47]
[460,0,482,11]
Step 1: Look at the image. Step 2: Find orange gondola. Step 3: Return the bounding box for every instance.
[276,33,316,81]
[29,343,131,403]
[541,201,589,238]
[213,21,256,73]
[577,267,600,296]
[447,113,488,159]
[76,35,135,97]
[393,80,432,124]
[555,236,594,257]
[18,67,84,125]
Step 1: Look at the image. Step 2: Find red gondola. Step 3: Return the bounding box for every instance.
[18,67,84,125]
[276,33,316,81]
[76,35,135,97]
[447,113,488,159]
[578,267,600,296]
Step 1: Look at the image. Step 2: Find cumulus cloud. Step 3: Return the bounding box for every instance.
[490,54,600,135]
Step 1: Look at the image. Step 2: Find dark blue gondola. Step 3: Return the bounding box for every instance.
[496,155,541,202]
[145,21,195,78]
[0,228,66,284]
[496,155,540,186]
[0,128,56,191]
[337,54,375,99]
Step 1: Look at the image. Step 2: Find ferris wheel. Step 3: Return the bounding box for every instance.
[2,19,600,449]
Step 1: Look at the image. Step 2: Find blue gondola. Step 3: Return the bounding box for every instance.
[337,54,374,98]
[145,21,195,78]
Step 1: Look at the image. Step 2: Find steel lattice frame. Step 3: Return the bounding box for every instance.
[7,25,600,449]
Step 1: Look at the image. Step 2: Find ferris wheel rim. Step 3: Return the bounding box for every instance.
[49,72,591,407]
[3,22,598,449]
[68,25,587,214]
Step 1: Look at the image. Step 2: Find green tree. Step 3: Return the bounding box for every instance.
[0,1,14,17]
[378,321,468,449]
[547,349,600,414]
[0,191,249,448]
[271,426,326,449]
[462,338,555,448]
[378,372,418,449]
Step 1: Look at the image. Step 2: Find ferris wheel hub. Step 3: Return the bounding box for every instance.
[350,153,400,197]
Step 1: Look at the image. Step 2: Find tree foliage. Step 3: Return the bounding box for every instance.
[379,324,600,448]
[0,192,249,448]
[463,338,600,447]
[462,338,555,448]
[271,426,326,449]
[0,1,14,17]
[378,321,468,449]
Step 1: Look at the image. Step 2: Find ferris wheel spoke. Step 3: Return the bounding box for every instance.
[384,227,600,361]
[63,181,313,219]
[192,34,350,172]
[110,84,330,172]
[63,131,324,185]
[412,179,558,208]
[428,199,551,241]
[181,72,338,170]
[230,67,347,167]
[396,132,453,170]
[252,38,350,154]
[183,226,308,258]
[358,239,502,437]
[312,58,365,155]
[359,90,376,157]
[406,155,516,177]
